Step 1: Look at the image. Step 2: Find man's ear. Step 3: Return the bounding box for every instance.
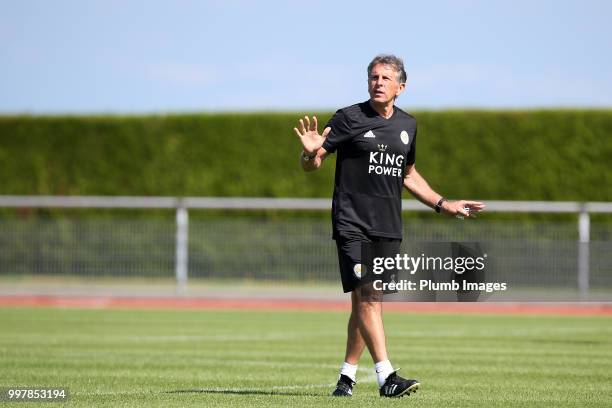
[396,82,406,97]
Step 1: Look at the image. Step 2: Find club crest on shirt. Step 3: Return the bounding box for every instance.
[353,264,362,278]
[400,130,410,145]
[364,130,376,138]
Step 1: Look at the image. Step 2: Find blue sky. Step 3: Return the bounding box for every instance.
[1,0,611,113]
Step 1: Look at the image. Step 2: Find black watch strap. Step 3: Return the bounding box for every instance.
[301,151,316,161]
[435,197,447,213]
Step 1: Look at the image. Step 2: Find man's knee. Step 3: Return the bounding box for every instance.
[353,283,383,303]
[352,292,382,315]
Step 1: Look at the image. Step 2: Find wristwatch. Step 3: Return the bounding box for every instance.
[435,197,447,213]
[301,151,316,161]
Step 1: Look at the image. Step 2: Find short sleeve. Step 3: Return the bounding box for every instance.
[322,109,353,153]
[406,126,417,166]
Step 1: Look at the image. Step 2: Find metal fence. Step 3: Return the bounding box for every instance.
[0,196,611,299]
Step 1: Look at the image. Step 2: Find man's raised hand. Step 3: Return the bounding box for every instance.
[293,115,331,154]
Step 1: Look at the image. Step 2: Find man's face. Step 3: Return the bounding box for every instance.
[367,63,405,105]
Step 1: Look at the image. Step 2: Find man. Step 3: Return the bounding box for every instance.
[293,54,485,398]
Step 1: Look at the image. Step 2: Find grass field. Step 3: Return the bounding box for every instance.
[1,307,611,407]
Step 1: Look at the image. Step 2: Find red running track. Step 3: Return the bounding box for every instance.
[1,295,611,316]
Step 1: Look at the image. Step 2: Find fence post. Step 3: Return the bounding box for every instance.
[175,200,189,295]
[577,205,590,299]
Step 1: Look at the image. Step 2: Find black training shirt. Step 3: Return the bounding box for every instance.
[322,101,417,239]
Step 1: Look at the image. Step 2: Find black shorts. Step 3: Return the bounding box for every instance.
[335,232,401,293]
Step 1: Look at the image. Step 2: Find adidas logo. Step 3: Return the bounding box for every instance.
[364,130,375,138]
[377,144,387,152]
[384,384,398,395]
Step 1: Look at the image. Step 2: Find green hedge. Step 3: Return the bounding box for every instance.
[0,110,611,201]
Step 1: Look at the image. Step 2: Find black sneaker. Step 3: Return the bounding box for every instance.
[379,371,420,398]
[331,374,355,397]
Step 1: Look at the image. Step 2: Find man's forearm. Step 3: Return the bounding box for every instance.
[403,168,442,209]
[404,166,484,217]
